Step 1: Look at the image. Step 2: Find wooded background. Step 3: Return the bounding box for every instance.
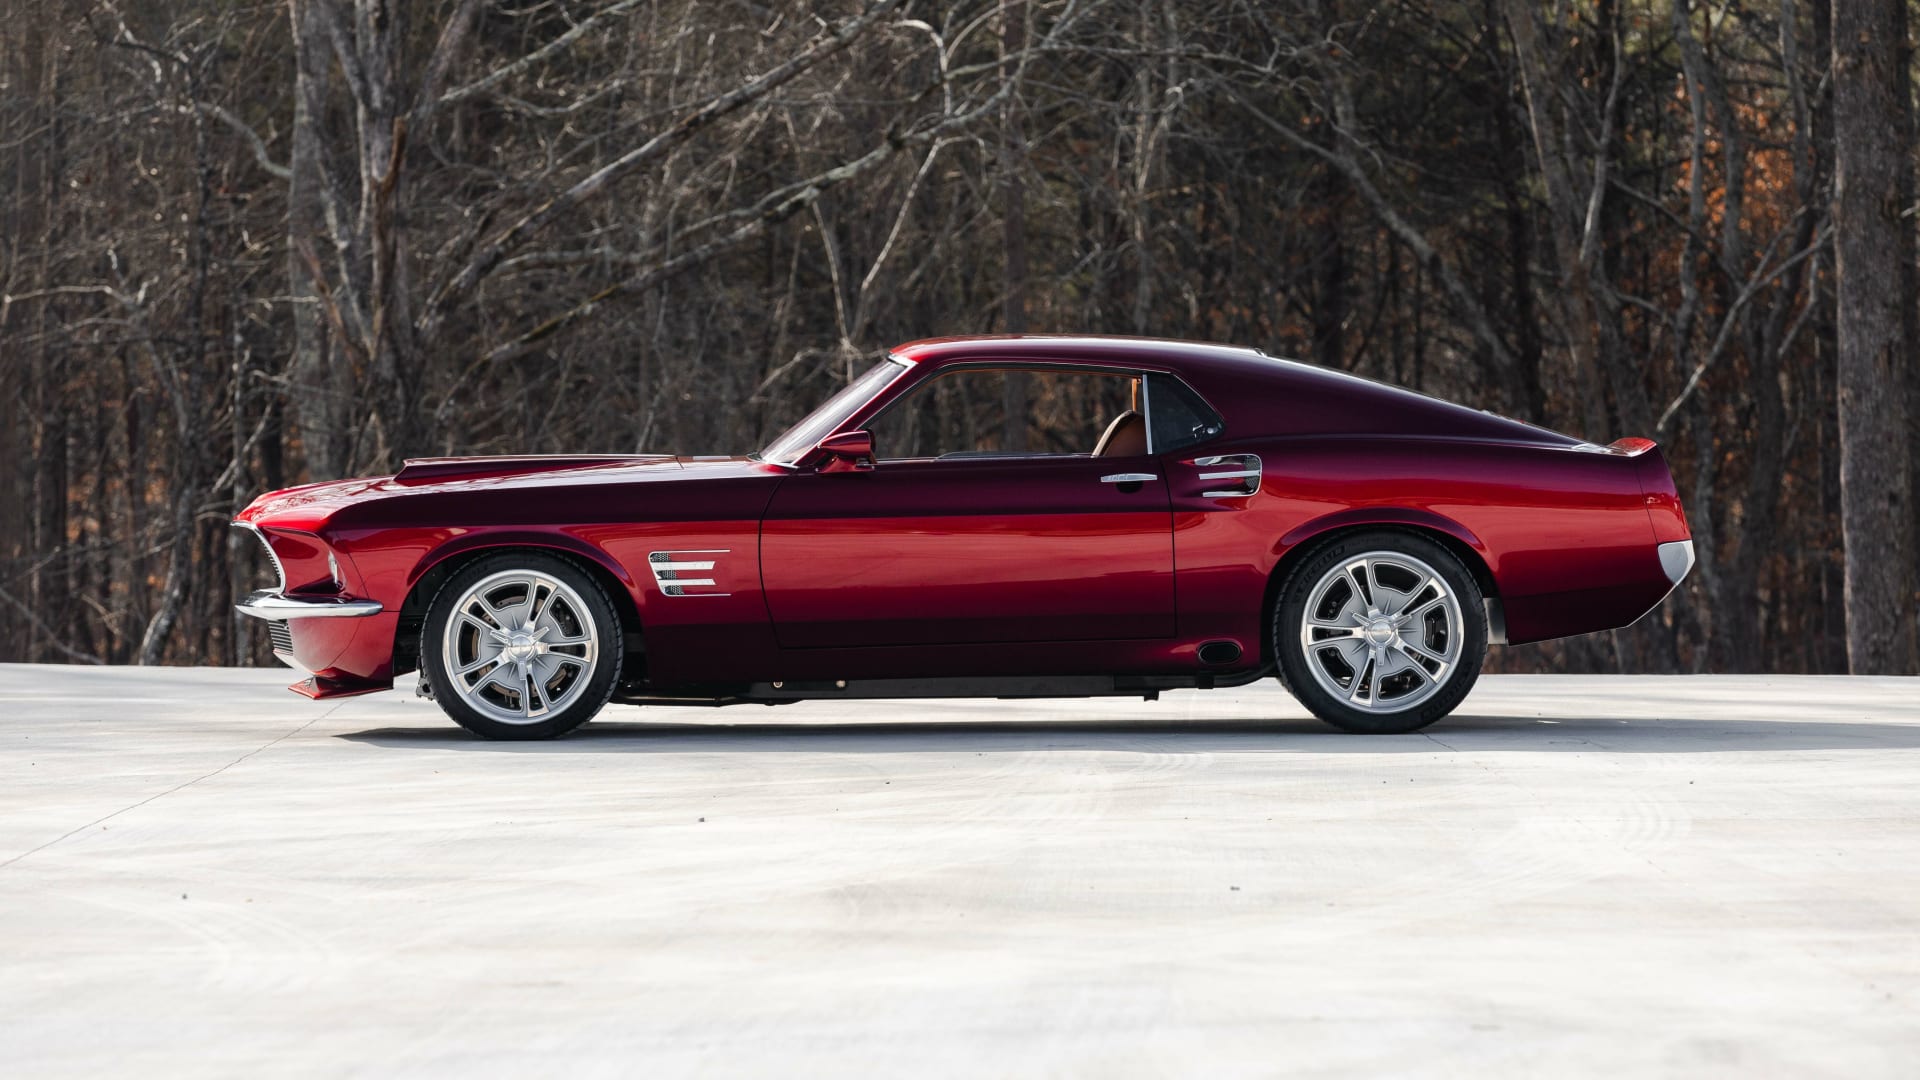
[2,0,1916,674]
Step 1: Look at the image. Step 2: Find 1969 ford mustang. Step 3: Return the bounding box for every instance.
[234,335,1692,739]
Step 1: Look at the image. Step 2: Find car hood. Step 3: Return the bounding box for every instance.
[235,454,776,532]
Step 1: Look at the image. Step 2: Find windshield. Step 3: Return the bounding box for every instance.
[758,358,908,465]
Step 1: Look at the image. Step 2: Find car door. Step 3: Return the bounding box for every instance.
[759,365,1176,649]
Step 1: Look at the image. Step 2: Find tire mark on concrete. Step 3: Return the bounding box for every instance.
[0,707,342,871]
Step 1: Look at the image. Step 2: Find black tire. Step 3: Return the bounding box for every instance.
[1273,529,1487,734]
[420,551,624,740]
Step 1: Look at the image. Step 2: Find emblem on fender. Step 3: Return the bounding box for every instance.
[648,550,730,596]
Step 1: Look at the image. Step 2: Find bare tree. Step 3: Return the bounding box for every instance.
[1829,0,1918,674]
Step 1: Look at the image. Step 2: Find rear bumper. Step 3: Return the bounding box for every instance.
[235,590,384,620]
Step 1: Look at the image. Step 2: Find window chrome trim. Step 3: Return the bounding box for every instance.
[761,357,913,468]
[1140,372,1155,455]
[233,521,286,591]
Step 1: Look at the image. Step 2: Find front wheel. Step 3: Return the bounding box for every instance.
[420,552,624,740]
[1274,530,1486,734]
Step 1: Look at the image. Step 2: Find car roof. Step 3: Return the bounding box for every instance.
[889,335,1270,377]
[888,334,1578,447]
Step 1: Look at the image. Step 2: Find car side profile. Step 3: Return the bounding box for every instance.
[233,335,1693,739]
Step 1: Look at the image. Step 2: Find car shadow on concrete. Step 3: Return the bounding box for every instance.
[336,713,1920,754]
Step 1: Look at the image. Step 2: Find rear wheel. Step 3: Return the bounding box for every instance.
[1274,530,1486,734]
[420,552,623,740]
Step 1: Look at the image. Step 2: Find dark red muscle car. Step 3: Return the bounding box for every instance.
[234,336,1692,739]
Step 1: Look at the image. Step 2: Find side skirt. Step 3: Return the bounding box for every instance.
[611,666,1274,708]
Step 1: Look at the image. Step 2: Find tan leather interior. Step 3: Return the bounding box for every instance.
[1093,410,1148,457]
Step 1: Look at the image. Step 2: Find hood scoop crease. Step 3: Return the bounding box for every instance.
[394,454,673,484]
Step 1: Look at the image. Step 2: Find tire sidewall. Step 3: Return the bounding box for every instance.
[421,551,623,739]
[1273,530,1487,734]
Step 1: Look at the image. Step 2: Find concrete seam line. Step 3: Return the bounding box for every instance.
[0,707,341,872]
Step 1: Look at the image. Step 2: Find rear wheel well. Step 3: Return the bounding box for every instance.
[1258,523,1499,668]
[392,545,644,677]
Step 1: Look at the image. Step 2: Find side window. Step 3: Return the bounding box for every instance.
[868,367,1140,461]
[1147,373,1224,452]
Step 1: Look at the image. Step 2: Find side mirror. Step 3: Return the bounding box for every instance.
[814,429,874,473]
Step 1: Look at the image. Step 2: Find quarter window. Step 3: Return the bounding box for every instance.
[1147,373,1224,452]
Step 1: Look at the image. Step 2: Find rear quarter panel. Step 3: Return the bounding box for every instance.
[1188,435,1667,647]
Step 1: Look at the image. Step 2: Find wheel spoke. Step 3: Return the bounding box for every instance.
[530,582,557,629]
[1347,657,1374,703]
[473,593,512,627]
[1402,594,1447,621]
[467,663,515,698]
[550,651,590,668]
[1310,634,1364,667]
[1344,561,1372,610]
[529,672,552,716]
[454,649,501,677]
[546,633,592,647]
[1387,573,1434,617]
[1396,646,1444,684]
[1401,634,1447,664]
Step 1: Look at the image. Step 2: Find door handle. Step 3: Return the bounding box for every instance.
[1100,472,1158,484]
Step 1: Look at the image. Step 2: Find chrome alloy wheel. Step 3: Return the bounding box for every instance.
[1298,551,1464,713]
[440,569,599,725]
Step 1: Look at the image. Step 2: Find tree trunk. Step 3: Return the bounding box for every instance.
[1000,0,1029,451]
[30,43,69,665]
[1829,0,1919,673]
[286,0,350,479]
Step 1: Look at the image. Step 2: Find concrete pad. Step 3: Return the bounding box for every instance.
[2,665,1917,1077]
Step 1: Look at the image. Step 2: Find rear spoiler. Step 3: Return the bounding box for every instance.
[1569,437,1658,458]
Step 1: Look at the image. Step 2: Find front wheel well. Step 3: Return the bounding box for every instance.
[1258,523,1501,668]
[391,545,645,677]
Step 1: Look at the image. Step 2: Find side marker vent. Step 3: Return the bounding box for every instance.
[1193,454,1262,498]
[648,550,731,597]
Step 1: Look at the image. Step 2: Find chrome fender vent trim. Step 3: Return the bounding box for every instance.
[648,550,731,597]
[1193,453,1262,498]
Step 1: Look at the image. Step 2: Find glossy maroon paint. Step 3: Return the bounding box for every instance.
[234,336,1690,698]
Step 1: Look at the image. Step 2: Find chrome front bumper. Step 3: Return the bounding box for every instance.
[236,590,384,620]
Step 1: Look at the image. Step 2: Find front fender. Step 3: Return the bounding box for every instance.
[405,527,644,599]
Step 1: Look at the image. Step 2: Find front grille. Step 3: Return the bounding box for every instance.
[267,622,294,654]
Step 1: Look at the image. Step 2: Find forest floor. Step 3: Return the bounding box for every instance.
[2,666,1917,1077]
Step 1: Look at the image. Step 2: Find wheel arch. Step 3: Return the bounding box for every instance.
[390,539,645,678]
[1259,511,1504,668]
